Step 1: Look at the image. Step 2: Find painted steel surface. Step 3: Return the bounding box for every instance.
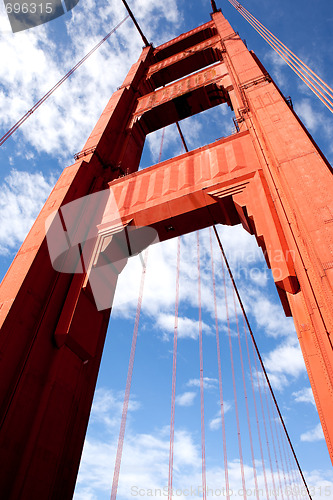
[0,10,332,499]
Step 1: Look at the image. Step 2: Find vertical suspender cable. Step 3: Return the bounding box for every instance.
[212,225,312,500]
[251,330,277,499]
[279,417,302,499]
[168,237,180,500]
[266,376,300,499]
[252,343,277,500]
[158,128,166,163]
[242,313,270,498]
[268,392,294,500]
[220,251,247,499]
[277,423,298,500]
[110,249,149,500]
[209,228,230,499]
[197,232,207,500]
[271,394,292,499]
[261,370,285,500]
[232,289,259,499]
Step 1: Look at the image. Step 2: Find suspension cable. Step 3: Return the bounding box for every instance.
[212,225,312,500]
[110,249,149,500]
[241,313,270,499]
[261,368,285,500]
[229,0,333,102]
[276,420,298,500]
[232,288,259,499]
[158,128,166,163]
[251,331,277,500]
[0,15,129,147]
[168,236,180,500]
[120,0,149,47]
[209,228,230,499]
[267,385,293,500]
[197,232,207,500]
[278,412,302,499]
[231,0,333,100]
[220,245,247,499]
[228,0,333,113]
[226,0,333,114]
[176,122,189,153]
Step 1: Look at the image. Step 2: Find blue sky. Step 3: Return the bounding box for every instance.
[0,0,333,498]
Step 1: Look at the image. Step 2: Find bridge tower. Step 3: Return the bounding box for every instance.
[0,7,332,499]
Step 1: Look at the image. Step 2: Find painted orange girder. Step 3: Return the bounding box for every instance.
[0,9,332,500]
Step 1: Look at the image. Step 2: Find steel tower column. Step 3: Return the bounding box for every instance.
[0,9,332,499]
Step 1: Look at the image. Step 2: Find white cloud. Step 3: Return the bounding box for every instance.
[75,386,333,500]
[0,169,55,255]
[294,99,319,132]
[248,293,296,338]
[187,377,218,390]
[0,0,182,162]
[0,3,331,497]
[249,269,268,287]
[292,387,316,407]
[112,238,179,318]
[145,125,181,166]
[90,388,140,431]
[264,342,305,377]
[112,225,272,335]
[302,469,333,499]
[75,387,202,499]
[156,312,213,340]
[263,340,306,391]
[209,402,232,430]
[209,416,222,431]
[175,391,196,407]
[264,50,289,89]
[300,423,324,443]
[294,99,333,143]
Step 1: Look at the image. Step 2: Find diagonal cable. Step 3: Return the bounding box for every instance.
[212,224,312,500]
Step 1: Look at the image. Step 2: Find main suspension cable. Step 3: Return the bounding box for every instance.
[120,0,149,46]
[0,15,129,147]
[261,367,285,500]
[197,232,207,500]
[241,313,270,499]
[221,256,247,499]
[230,1,333,113]
[267,383,293,500]
[232,287,259,499]
[251,332,277,500]
[229,0,333,101]
[212,225,312,500]
[226,0,333,114]
[176,122,189,153]
[168,236,180,500]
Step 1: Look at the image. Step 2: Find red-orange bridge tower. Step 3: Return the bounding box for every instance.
[0,7,332,499]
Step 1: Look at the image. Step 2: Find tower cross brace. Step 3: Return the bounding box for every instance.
[0,9,332,499]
